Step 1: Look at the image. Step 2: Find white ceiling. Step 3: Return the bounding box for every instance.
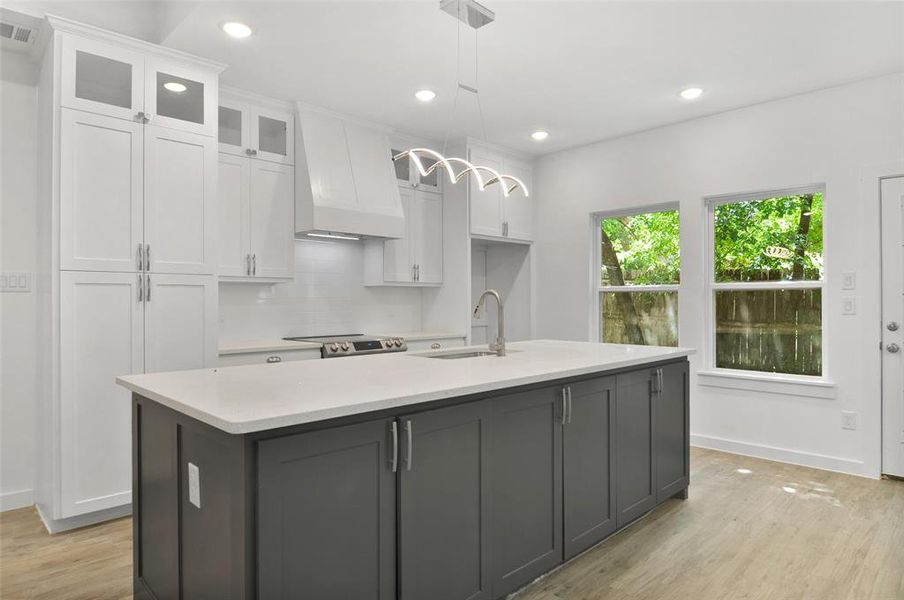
[8,1,904,156]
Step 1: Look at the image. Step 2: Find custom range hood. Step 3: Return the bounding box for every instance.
[295,104,405,240]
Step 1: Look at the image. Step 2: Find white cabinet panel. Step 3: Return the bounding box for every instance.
[144,274,217,373]
[144,126,216,274]
[252,107,295,165]
[250,161,295,278]
[412,191,443,284]
[218,98,250,157]
[60,35,145,122]
[60,109,143,272]
[218,153,250,276]
[218,348,321,367]
[345,124,400,214]
[469,147,504,238]
[297,112,356,207]
[60,271,142,517]
[145,57,217,137]
[502,159,533,242]
[383,187,414,282]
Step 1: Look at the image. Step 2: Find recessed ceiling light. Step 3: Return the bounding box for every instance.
[679,87,704,100]
[221,21,252,39]
[415,89,436,102]
[531,130,549,141]
[163,82,187,93]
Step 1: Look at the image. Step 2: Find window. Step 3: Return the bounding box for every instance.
[597,208,680,346]
[707,188,824,376]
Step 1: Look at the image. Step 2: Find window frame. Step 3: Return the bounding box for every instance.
[703,184,829,381]
[592,202,681,345]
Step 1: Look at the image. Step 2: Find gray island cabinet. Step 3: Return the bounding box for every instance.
[122,341,690,600]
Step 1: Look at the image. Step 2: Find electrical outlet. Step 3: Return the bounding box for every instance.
[841,411,858,431]
[188,462,201,508]
[842,297,856,315]
[841,272,856,290]
[0,271,32,292]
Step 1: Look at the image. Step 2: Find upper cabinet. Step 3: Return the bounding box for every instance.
[391,145,442,193]
[468,144,534,243]
[218,91,295,165]
[145,57,217,137]
[61,35,145,123]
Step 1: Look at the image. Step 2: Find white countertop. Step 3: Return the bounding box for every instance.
[118,340,694,434]
[218,331,466,355]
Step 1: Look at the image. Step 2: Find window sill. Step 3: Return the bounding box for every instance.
[696,369,836,399]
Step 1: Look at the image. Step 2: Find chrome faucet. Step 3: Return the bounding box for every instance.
[474,289,505,356]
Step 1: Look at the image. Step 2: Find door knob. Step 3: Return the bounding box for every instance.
[888,343,901,353]
[888,321,900,332]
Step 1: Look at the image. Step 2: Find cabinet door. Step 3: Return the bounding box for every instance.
[383,187,413,282]
[144,57,217,137]
[655,362,690,503]
[399,401,492,600]
[297,111,357,207]
[218,98,250,157]
[143,274,217,373]
[59,109,143,272]
[501,159,533,241]
[490,388,562,598]
[615,368,657,528]
[251,107,294,165]
[60,271,143,517]
[345,124,401,215]
[249,161,295,278]
[468,147,503,238]
[258,419,397,600]
[60,35,145,122]
[563,377,616,559]
[217,154,250,276]
[144,125,217,274]
[411,190,443,284]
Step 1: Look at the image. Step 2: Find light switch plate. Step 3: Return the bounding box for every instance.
[841,411,858,431]
[842,297,856,315]
[0,271,32,292]
[188,462,201,508]
[841,272,856,290]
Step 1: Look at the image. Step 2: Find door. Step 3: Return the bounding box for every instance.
[490,388,562,598]
[217,153,250,276]
[469,147,503,238]
[563,377,616,560]
[398,401,492,600]
[501,159,533,241]
[144,57,217,137]
[411,190,443,284]
[251,107,295,165]
[654,362,690,502]
[143,274,217,373]
[383,187,414,282]
[249,161,295,278]
[217,98,250,157]
[60,34,145,122]
[144,125,217,274]
[258,419,397,600]
[59,108,143,272]
[615,368,656,528]
[882,176,904,477]
[59,271,142,517]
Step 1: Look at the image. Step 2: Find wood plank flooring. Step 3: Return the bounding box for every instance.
[0,448,902,599]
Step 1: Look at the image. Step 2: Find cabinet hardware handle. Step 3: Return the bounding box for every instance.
[888,343,901,354]
[252,254,257,276]
[137,245,143,271]
[888,321,900,332]
[136,111,149,124]
[390,421,399,473]
[430,342,441,350]
[145,274,151,302]
[659,369,663,394]
[416,264,420,281]
[137,273,143,302]
[412,264,416,281]
[144,244,150,271]
[245,254,251,276]
[265,355,282,363]
[246,148,254,156]
[561,387,568,424]
[567,386,573,424]
[405,420,413,471]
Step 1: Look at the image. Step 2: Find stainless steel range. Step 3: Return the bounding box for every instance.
[282,334,407,359]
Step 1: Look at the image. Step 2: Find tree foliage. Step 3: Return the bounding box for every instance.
[601,210,680,285]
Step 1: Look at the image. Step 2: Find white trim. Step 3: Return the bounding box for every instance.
[696,369,836,399]
[594,201,680,220]
[690,435,874,479]
[36,501,131,534]
[705,183,826,207]
[0,489,34,512]
[711,280,822,291]
[600,284,680,293]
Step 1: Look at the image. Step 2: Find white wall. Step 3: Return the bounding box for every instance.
[0,51,39,509]
[534,74,904,478]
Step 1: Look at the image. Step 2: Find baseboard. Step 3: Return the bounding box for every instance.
[0,489,34,512]
[36,502,132,534]
[690,434,874,479]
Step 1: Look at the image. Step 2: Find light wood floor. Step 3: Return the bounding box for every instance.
[1,448,902,600]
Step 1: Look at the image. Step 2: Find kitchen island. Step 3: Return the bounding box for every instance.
[117,340,693,600]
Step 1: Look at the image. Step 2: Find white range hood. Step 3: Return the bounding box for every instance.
[295,105,405,240]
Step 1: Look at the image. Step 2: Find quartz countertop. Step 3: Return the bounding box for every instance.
[118,340,694,434]
[218,331,466,355]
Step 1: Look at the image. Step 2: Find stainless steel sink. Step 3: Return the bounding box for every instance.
[416,349,520,359]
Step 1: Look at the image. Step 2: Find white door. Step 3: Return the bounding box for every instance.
[144,57,218,137]
[60,34,145,122]
[144,274,217,373]
[249,161,295,278]
[469,147,504,238]
[412,190,443,284]
[59,109,144,272]
[218,153,251,276]
[882,176,904,477]
[59,271,143,517]
[502,159,533,242]
[251,107,295,165]
[144,125,217,275]
[383,187,414,282]
[297,112,357,207]
[218,98,250,157]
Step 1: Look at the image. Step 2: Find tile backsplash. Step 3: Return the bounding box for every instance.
[218,239,422,343]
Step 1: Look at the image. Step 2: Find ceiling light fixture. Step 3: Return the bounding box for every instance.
[393,0,528,198]
[531,130,549,141]
[163,82,187,93]
[415,89,436,102]
[221,21,252,39]
[679,87,704,100]
[306,232,361,241]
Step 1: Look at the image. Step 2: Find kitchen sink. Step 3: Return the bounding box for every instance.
[416,349,520,359]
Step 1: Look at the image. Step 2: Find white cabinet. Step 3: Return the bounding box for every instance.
[365,188,443,285]
[405,337,466,353]
[145,56,218,137]
[501,159,533,241]
[468,145,534,242]
[391,144,442,192]
[144,274,217,373]
[249,161,295,278]
[218,348,322,367]
[218,154,251,276]
[218,92,295,165]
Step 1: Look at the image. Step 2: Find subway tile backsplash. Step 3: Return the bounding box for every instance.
[218,239,422,344]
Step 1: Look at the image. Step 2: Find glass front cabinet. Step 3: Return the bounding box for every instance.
[218,94,295,165]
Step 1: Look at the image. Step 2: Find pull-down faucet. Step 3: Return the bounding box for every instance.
[474,289,505,356]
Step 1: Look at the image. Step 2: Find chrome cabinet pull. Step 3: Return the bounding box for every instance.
[561,387,568,424]
[888,322,900,332]
[659,369,664,394]
[252,254,257,276]
[145,275,151,302]
[245,254,251,276]
[412,264,416,281]
[265,355,282,363]
[144,244,150,271]
[390,421,399,473]
[137,245,143,271]
[567,386,573,424]
[888,343,901,354]
[405,420,413,471]
[430,342,441,350]
[137,273,143,302]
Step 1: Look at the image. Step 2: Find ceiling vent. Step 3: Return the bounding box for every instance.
[0,9,41,53]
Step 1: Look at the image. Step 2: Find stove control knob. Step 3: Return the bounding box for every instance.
[394,339,403,347]
[329,343,339,352]
[383,339,392,348]
[341,342,350,351]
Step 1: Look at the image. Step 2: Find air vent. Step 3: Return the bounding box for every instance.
[0,8,41,53]
[0,21,34,44]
